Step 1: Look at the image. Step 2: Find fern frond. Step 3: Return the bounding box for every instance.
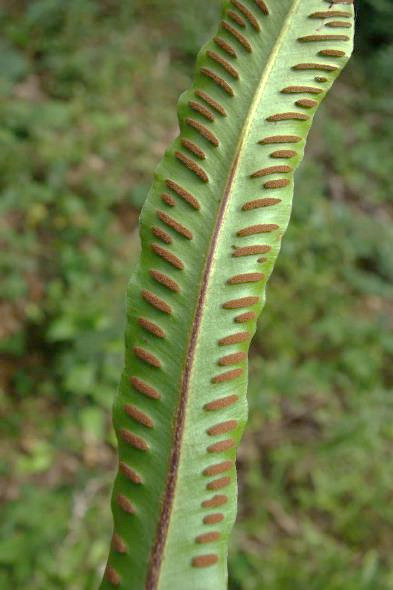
[101,1,354,588]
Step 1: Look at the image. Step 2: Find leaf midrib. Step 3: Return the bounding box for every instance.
[146,2,300,587]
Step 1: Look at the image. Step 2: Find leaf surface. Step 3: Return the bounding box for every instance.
[101,1,354,588]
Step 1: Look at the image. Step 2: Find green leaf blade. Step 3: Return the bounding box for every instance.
[101,1,354,588]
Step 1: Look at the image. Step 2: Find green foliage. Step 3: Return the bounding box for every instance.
[102,2,355,588]
[0,1,392,589]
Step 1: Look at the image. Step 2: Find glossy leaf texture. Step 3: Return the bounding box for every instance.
[100,1,354,589]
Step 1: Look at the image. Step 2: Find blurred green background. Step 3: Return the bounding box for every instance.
[0,1,392,588]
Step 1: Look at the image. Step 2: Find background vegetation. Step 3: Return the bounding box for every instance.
[0,1,392,588]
